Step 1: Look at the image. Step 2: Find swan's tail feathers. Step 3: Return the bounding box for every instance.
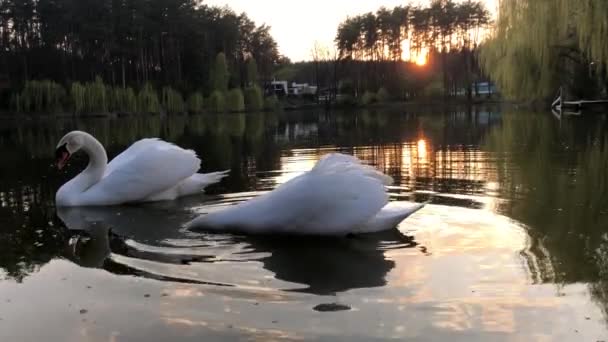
[177,170,229,197]
[197,170,230,187]
[313,153,393,185]
[357,202,425,234]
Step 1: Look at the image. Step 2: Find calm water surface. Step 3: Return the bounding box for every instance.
[1,108,608,341]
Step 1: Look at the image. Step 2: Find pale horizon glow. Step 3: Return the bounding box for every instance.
[204,0,497,62]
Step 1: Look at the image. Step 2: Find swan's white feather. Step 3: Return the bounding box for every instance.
[78,140,199,205]
[189,153,423,235]
[104,138,167,175]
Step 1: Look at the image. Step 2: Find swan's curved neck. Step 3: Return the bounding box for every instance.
[65,134,108,194]
[81,134,108,184]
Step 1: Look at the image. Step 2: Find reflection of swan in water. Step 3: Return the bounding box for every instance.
[243,229,417,294]
[56,205,418,294]
[56,203,201,269]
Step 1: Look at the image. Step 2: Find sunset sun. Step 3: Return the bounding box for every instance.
[415,54,427,66]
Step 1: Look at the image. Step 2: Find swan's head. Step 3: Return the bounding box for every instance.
[55,131,89,170]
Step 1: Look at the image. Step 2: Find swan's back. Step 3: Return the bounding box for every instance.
[190,153,392,235]
[80,139,201,205]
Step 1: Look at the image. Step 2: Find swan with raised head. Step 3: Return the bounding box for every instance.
[55,131,228,206]
[188,153,424,236]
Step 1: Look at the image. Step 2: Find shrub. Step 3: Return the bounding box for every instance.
[10,93,20,112]
[121,87,137,113]
[377,87,390,102]
[423,79,443,98]
[85,76,108,113]
[187,92,204,113]
[226,88,245,112]
[19,79,66,113]
[70,82,85,113]
[161,86,185,113]
[244,85,263,111]
[109,87,137,113]
[361,91,377,105]
[337,94,357,107]
[263,94,279,111]
[339,79,355,96]
[207,90,225,112]
[137,83,160,113]
[211,53,229,92]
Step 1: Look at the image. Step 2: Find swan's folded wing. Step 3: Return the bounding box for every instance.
[190,154,389,235]
[289,169,390,234]
[105,138,165,175]
[312,153,393,185]
[85,141,201,204]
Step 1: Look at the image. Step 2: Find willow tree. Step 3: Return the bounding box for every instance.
[246,57,258,86]
[211,53,229,93]
[481,0,608,100]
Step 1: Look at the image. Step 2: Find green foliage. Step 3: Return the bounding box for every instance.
[84,76,108,113]
[337,94,358,107]
[187,92,204,113]
[376,87,390,102]
[70,82,85,113]
[480,0,608,100]
[263,94,280,111]
[207,91,226,113]
[244,86,263,111]
[111,87,137,113]
[72,81,138,114]
[0,2,280,98]
[273,64,298,81]
[211,53,229,92]
[9,93,22,113]
[246,58,258,86]
[226,88,245,112]
[137,83,160,114]
[361,91,377,105]
[70,76,109,114]
[423,79,444,98]
[336,1,490,98]
[339,80,355,96]
[18,80,66,113]
[161,86,185,113]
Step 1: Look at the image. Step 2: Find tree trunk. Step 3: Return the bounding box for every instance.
[121,58,126,89]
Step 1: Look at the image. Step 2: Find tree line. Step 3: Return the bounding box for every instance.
[0,0,281,112]
[481,0,608,101]
[333,0,491,101]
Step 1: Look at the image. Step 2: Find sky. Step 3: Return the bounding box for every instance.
[204,0,498,62]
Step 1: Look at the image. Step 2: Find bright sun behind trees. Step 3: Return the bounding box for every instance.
[334,0,491,99]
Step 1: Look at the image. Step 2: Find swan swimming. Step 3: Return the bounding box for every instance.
[55,131,228,206]
[188,153,424,236]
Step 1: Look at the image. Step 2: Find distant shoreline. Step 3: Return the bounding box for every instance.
[0,98,518,120]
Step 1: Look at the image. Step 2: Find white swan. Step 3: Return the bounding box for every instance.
[55,131,228,206]
[188,153,424,236]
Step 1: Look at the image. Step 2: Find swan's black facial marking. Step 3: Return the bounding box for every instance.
[55,143,70,170]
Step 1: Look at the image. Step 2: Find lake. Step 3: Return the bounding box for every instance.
[1,107,607,341]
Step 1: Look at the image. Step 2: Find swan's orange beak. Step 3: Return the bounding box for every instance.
[55,144,70,170]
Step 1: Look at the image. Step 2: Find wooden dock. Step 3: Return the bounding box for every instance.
[552,87,608,112]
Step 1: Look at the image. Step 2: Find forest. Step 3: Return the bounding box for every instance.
[0,0,282,113]
[330,0,491,102]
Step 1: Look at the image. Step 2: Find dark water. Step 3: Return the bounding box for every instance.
[1,108,608,341]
